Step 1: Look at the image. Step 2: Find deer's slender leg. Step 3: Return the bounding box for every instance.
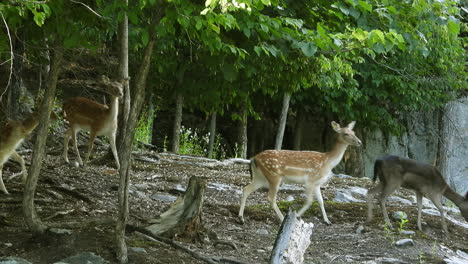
[267,179,283,222]
[10,152,27,183]
[314,185,331,225]
[109,133,120,170]
[0,165,9,194]
[379,182,400,229]
[85,130,97,165]
[367,182,384,223]
[72,128,83,166]
[429,193,448,234]
[416,191,423,231]
[63,128,73,164]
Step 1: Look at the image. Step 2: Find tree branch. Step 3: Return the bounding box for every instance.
[69,0,107,19]
[0,10,14,103]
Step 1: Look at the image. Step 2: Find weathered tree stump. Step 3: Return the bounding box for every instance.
[145,176,205,240]
[270,211,314,264]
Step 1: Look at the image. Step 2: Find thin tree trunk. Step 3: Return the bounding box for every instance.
[116,4,165,262]
[115,1,130,262]
[207,112,217,159]
[275,93,291,150]
[116,3,130,157]
[23,44,62,235]
[171,92,184,153]
[238,107,248,159]
[116,32,156,264]
[293,110,304,150]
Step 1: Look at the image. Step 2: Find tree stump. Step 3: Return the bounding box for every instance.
[145,176,205,240]
[270,211,314,264]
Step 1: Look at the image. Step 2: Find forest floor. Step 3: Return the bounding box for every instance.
[0,145,467,264]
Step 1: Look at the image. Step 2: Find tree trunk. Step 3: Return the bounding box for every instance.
[116,2,131,157]
[293,110,304,150]
[207,112,217,159]
[116,33,155,264]
[270,211,314,264]
[145,176,205,240]
[115,1,130,263]
[171,92,184,153]
[23,44,63,235]
[237,107,248,159]
[275,93,291,150]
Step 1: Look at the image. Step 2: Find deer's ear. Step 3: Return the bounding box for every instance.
[331,121,341,132]
[347,121,356,130]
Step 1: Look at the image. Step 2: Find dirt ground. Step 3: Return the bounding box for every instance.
[0,144,467,264]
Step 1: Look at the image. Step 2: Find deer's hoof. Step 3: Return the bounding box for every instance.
[238,216,245,225]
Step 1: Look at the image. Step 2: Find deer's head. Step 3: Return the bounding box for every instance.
[332,121,362,147]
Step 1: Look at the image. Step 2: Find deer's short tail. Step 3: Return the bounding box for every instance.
[249,158,256,181]
[373,159,383,183]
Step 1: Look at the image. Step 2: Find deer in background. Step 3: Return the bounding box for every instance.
[239,121,362,224]
[366,155,468,233]
[0,111,40,194]
[63,76,123,170]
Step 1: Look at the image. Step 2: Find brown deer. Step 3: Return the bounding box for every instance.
[62,76,123,169]
[0,112,40,194]
[366,155,468,233]
[239,121,362,224]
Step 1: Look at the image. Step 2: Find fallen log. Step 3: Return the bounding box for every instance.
[270,211,314,264]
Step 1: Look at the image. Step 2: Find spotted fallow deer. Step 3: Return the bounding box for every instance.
[0,111,41,194]
[63,76,124,170]
[239,121,362,224]
[367,155,468,233]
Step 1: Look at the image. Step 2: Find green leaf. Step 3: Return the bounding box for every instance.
[200,8,210,15]
[141,30,149,46]
[298,42,317,57]
[242,27,251,38]
[447,20,459,35]
[222,64,238,82]
[261,0,271,5]
[358,1,372,12]
[254,46,262,56]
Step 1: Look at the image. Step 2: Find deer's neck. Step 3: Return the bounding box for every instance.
[443,186,465,206]
[326,140,349,169]
[109,96,119,121]
[22,116,40,135]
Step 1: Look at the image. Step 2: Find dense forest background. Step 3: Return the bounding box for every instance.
[0,0,467,263]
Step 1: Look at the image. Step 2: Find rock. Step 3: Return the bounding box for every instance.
[387,196,413,206]
[150,193,177,203]
[363,257,408,264]
[256,228,269,235]
[399,230,415,236]
[391,211,408,221]
[280,184,304,191]
[53,252,107,264]
[334,190,365,203]
[395,239,415,247]
[49,228,72,235]
[355,225,365,234]
[133,183,150,190]
[335,174,352,179]
[130,247,147,254]
[130,190,148,199]
[286,195,295,202]
[0,257,33,264]
[4,243,12,247]
[348,186,368,197]
[440,97,468,196]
